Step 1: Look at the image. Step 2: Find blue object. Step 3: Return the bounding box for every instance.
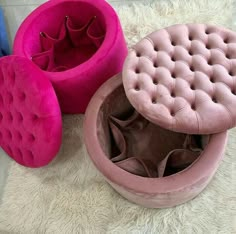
[0,7,10,57]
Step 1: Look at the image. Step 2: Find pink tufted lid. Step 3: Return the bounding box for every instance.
[123,24,236,134]
[0,56,62,167]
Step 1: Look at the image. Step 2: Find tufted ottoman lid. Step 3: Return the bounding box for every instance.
[123,24,236,134]
[0,56,62,167]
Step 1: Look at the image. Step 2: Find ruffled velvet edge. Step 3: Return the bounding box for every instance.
[31,15,105,72]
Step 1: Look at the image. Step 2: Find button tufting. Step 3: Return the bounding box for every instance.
[226,54,230,59]
[224,38,229,44]
[17,131,23,141]
[170,110,175,116]
[7,112,13,122]
[136,52,141,57]
[152,98,157,104]
[28,150,34,160]
[123,24,236,134]
[29,134,36,142]
[191,104,196,110]
[212,97,217,103]
[9,70,15,84]
[19,92,26,101]
[6,92,13,104]
[153,79,158,85]
[171,72,176,78]
[6,130,12,140]
[154,46,158,52]
[208,59,213,66]
[32,114,39,121]
[190,66,195,72]
[18,112,23,122]
[0,74,3,84]
[134,85,140,91]
[0,56,62,168]
[154,62,158,68]
[0,95,3,105]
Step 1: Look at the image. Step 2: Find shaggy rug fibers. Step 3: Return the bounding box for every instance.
[0,0,236,233]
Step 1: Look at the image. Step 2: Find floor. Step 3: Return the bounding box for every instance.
[0,0,144,204]
[0,0,235,204]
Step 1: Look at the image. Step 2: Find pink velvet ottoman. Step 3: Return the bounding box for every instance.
[84,24,236,208]
[0,56,62,168]
[13,0,127,113]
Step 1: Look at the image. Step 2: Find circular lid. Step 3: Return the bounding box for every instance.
[123,24,236,134]
[0,56,62,167]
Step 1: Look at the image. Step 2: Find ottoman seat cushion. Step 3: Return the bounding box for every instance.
[0,56,62,168]
[123,24,236,134]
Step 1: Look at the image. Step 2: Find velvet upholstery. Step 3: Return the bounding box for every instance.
[109,111,203,178]
[0,56,62,168]
[84,73,228,208]
[13,0,128,113]
[123,24,236,134]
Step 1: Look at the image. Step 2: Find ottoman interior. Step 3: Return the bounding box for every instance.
[97,83,210,178]
[24,1,106,72]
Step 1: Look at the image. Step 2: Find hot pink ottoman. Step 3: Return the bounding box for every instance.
[84,24,236,208]
[13,0,128,113]
[0,56,62,168]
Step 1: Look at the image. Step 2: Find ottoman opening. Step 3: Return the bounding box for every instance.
[97,82,209,178]
[24,1,106,72]
[84,74,227,207]
[14,0,128,113]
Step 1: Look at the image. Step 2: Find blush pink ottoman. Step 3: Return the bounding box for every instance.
[13,0,128,113]
[83,24,236,208]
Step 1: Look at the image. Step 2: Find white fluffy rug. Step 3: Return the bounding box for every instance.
[0,0,236,233]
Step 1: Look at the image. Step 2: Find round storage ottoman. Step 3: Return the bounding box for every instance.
[84,23,236,208]
[13,0,128,114]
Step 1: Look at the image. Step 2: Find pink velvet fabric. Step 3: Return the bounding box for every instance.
[84,73,228,208]
[0,56,62,168]
[109,112,202,178]
[13,0,128,114]
[123,24,236,134]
